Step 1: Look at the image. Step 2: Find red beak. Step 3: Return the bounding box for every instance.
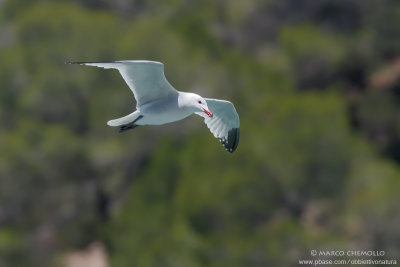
[203,108,213,118]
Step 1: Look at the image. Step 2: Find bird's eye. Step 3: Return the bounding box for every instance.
[198,100,202,104]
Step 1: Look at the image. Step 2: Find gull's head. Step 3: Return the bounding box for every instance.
[190,94,213,118]
[180,92,213,118]
[194,95,213,118]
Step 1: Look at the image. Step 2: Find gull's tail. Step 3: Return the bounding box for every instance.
[107,111,143,132]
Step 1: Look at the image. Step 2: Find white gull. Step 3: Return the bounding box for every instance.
[68,60,240,153]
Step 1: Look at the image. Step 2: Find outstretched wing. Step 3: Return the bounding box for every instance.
[196,98,240,153]
[67,60,177,107]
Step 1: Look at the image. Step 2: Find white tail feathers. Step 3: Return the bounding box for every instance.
[107,111,141,127]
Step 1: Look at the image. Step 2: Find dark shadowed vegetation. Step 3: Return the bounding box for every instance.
[1,0,400,266]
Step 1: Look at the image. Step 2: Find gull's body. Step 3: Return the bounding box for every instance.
[68,60,240,152]
[138,92,194,125]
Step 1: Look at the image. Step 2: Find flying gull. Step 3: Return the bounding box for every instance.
[67,60,240,153]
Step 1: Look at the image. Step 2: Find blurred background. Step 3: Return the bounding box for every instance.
[1,0,400,266]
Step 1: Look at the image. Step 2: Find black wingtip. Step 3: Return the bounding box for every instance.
[65,60,120,66]
[219,127,240,153]
[65,61,85,65]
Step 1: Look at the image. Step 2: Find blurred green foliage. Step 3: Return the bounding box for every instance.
[1,0,400,266]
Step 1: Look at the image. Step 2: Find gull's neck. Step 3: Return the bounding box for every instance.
[177,91,197,112]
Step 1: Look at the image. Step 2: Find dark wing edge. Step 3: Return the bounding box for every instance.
[65,60,163,66]
[65,61,120,69]
[218,127,240,153]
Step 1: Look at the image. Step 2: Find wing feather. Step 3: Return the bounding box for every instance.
[67,60,177,106]
[196,98,240,153]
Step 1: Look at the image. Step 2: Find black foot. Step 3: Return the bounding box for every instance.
[119,123,138,133]
[118,115,143,133]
